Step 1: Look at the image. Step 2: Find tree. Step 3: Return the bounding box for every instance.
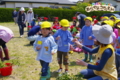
[76,2,90,11]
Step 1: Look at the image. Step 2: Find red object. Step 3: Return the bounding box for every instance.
[28,26,32,28]
[38,17,42,20]
[0,63,12,76]
[44,17,48,20]
[72,17,77,19]
[94,19,98,24]
[100,17,103,19]
[54,17,59,19]
[92,16,96,18]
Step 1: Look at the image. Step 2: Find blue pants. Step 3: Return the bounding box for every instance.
[80,69,108,80]
[18,22,24,35]
[40,60,49,76]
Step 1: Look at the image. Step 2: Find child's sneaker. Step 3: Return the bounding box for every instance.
[56,68,62,72]
[64,69,68,74]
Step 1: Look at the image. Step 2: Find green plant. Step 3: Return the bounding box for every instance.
[0,61,7,68]
[56,73,84,80]
[39,6,44,9]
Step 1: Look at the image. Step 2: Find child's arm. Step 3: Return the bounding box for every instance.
[50,37,58,55]
[33,37,41,52]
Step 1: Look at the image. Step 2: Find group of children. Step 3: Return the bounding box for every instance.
[31,15,99,80]
[29,14,120,80]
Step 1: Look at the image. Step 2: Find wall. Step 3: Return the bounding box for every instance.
[0,4,5,8]
[6,2,15,8]
[15,3,29,8]
[32,3,49,8]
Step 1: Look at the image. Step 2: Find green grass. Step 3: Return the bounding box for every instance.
[0,22,92,80]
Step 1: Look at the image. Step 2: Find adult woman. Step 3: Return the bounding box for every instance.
[17,7,26,37]
[75,25,117,80]
[0,26,14,61]
[26,8,34,31]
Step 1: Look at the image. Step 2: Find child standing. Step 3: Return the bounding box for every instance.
[53,19,74,73]
[33,21,57,80]
[80,17,95,62]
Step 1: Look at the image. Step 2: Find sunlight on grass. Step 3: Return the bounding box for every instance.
[0,22,89,80]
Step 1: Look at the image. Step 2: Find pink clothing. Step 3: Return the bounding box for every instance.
[0,26,14,42]
[114,28,118,38]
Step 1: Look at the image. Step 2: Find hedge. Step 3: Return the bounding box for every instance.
[0,8,118,22]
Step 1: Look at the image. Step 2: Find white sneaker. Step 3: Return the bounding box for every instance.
[56,69,62,72]
[20,35,23,37]
[65,70,69,74]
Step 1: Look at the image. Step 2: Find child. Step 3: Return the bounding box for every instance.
[31,18,36,28]
[51,29,57,35]
[53,19,74,73]
[38,17,42,26]
[0,26,14,61]
[80,17,95,62]
[92,16,98,25]
[52,17,60,30]
[73,31,83,53]
[33,21,57,80]
[70,17,77,32]
[44,17,48,21]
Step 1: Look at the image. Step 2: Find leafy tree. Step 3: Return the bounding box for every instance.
[76,2,90,11]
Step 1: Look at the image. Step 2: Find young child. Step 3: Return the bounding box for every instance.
[53,19,74,73]
[44,17,48,21]
[31,18,36,28]
[52,17,60,30]
[33,21,57,80]
[80,17,95,62]
[92,16,98,25]
[0,26,14,61]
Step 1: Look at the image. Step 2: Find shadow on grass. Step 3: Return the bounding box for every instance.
[69,61,80,66]
[24,44,32,46]
[46,71,59,80]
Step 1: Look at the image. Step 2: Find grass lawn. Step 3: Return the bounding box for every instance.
[0,22,94,80]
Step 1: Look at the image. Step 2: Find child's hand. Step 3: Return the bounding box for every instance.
[51,53,55,55]
[72,38,78,42]
[89,36,92,40]
[36,46,41,50]
[76,59,88,66]
[56,36,60,40]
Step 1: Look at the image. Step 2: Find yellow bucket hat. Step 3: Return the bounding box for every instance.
[110,16,117,20]
[115,19,120,28]
[102,20,114,27]
[60,19,70,27]
[101,16,109,21]
[84,17,92,22]
[41,21,51,29]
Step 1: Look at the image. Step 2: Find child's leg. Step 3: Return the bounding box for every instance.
[57,51,63,72]
[40,60,49,77]
[86,45,93,62]
[2,43,9,60]
[0,47,4,61]
[63,52,69,72]
[83,46,88,61]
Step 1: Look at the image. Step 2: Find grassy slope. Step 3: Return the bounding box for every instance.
[0,22,90,80]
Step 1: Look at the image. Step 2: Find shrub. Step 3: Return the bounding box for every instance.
[0,8,118,22]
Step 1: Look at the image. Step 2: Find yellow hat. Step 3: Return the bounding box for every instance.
[84,17,92,22]
[101,16,109,21]
[60,19,70,27]
[41,21,51,29]
[110,16,117,20]
[102,20,114,27]
[115,19,120,24]
[115,19,120,28]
